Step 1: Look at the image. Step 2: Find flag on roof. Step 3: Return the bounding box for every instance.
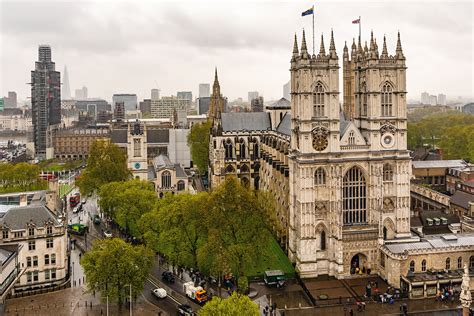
[302,7,314,16]
[352,18,360,24]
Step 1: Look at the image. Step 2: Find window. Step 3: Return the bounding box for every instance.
[458,257,463,269]
[14,231,23,238]
[177,180,185,191]
[33,271,38,282]
[253,143,259,159]
[421,259,427,272]
[27,272,32,283]
[51,254,56,265]
[45,254,50,265]
[239,141,246,159]
[314,168,326,185]
[348,131,355,145]
[28,227,35,236]
[361,82,368,116]
[133,138,141,157]
[225,140,233,160]
[313,83,325,117]
[44,269,50,280]
[320,231,326,250]
[47,226,53,235]
[409,260,415,272]
[28,241,36,251]
[343,167,367,225]
[380,254,385,268]
[46,238,53,248]
[383,164,393,182]
[27,257,32,267]
[2,230,8,239]
[470,256,474,269]
[446,258,451,270]
[33,256,38,267]
[51,269,56,279]
[381,83,393,117]
[161,171,171,188]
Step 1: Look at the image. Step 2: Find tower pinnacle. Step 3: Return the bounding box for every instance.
[329,29,337,59]
[396,31,405,59]
[381,35,388,58]
[319,33,326,56]
[301,29,309,58]
[292,33,299,57]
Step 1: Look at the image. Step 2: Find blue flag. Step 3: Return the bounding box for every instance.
[302,7,314,16]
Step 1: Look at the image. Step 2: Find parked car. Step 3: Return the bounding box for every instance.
[103,230,113,238]
[152,288,167,299]
[177,304,194,316]
[93,215,101,225]
[162,271,175,283]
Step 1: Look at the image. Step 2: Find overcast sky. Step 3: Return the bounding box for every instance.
[0,0,473,103]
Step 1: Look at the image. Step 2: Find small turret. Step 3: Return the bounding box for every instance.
[357,36,362,53]
[343,41,349,60]
[364,41,369,55]
[292,33,299,60]
[300,29,309,59]
[396,31,405,59]
[319,33,326,57]
[381,35,388,58]
[329,29,337,59]
[369,31,377,59]
[351,38,357,57]
[374,38,379,58]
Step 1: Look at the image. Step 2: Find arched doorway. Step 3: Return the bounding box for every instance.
[350,253,368,274]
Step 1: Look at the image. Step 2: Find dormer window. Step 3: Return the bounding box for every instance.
[2,230,8,239]
[28,227,35,236]
[47,226,53,235]
[426,218,433,226]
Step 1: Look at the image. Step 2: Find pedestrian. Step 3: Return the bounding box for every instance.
[349,308,354,316]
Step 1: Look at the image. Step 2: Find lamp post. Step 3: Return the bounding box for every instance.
[72,261,75,287]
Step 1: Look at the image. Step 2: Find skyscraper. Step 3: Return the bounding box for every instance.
[151,89,160,101]
[199,84,210,98]
[62,65,71,99]
[438,93,446,105]
[75,86,88,100]
[421,92,430,104]
[248,91,259,103]
[4,91,17,108]
[31,45,61,158]
[112,94,137,111]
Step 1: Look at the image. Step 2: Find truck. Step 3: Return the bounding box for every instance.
[69,193,80,208]
[68,223,88,236]
[183,281,208,304]
[263,270,286,288]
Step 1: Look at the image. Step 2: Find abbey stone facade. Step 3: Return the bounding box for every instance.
[209,29,412,279]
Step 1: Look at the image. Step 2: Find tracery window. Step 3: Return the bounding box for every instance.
[348,131,355,145]
[225,139,233,159]
[343,167,367,225]
[161,171,171,188]
[421,259,427,272]
[313,83,325,117]
[383,164,393,182]
[361,82,368,116]
[314,168,326,185]
[381,83,393,117]
[320,231,326,250]
[133,139,141,157]
[177,180,185,191]
[446,258,451,270]
[458,257,463,269]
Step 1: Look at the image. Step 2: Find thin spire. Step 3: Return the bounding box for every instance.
[364,41,368,55]
[374,38,379,58]
[343,41,349,58]
[381,35,388,58]
[292,33,299,56]
[370,30,375,51]
[357,35,362,52]
[301,29,308,55]
[396,31,405,59]
[319,33,326,56]
[329,29,336,51]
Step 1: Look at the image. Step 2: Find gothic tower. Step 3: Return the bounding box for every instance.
[289,30,411,279]
[208,68,225,121]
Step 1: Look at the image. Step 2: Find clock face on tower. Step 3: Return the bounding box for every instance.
[312,134,328,151]
[134,162,141,170]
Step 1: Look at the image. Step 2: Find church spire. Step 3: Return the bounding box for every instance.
[381,35,388,58]
[300,29,309,58]
[213,67,221,96]
[396,31,405,59]
[319,33,326,56]
[329,29,337,59]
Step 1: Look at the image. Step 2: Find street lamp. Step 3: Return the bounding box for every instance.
[72,261,75,287]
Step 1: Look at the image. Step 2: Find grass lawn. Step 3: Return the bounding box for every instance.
[245,232,295,279]
[39,159,83,172]
[59,183,74,197]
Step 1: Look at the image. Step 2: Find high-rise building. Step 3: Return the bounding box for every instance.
[150,96,191,119]
[438,93,446,105]
[197,97,211,115]
[4,91,17,108]
[177,91,193,101]
[31,45,61,158]
[62,65,71,100]
[151,89,160,101]
[421,92,430,104]
[429,95,437,105]
[139,99,151,116]
[199,84,210,98]
[75,86,88,100]
[114,102,125,121]
[283,81,290,101]
[251,96,264,112]
[248,91,259,103]
[112,94,137,111]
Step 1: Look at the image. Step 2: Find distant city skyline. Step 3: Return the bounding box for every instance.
[0,1,473,103]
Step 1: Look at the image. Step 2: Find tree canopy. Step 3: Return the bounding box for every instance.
[187,120,212,172]
[199,292,260,316]
[76,140,130,195]
[99,180,157,237]
[0,163,46,193]
[81,238,153,306]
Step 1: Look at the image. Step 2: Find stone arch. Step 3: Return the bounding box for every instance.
[240,164,249,173]
[225,164,235,173]
[350,253,369,274]
[382,217,396,240]
[310,80,329,92]
[378,79,396,90]
[315,223,328,251]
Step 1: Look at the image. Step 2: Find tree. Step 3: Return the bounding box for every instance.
[199,292,259,316]
[0,163,46,193]
[187,120,212,173]
[76,140,130,195]
[81,238,153,307]
[139,192,208,269]
[197,177,278,280]
[98,180,157,237]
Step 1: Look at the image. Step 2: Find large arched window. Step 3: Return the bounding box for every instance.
[381,83,393,117]
[343,167,367,225]
[313,83,325,117]
[409,260,415,272]
[253,142,259,160]
[314,168,326,185]
[320,231,326,250]
[177,180,185,191]
[458,257,463,269]
[161,171,171,188]
[239,140,246,159]
[225,139,233,159]
[421,259,427,272]
[361,82,368,116]
[445,258,451,270]
[383,164,393,182]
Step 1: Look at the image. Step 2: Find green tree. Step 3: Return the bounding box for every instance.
[197,177,278,280]
[139,192,208,269]
[187,120,212,173]
[81,238,153,307]
[0,163,46,193]
[199,292,259,316]
[76,140,130,195]
[99,180,157,237]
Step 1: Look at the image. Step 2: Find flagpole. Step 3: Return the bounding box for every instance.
[359,16,361,40]
[312,6,315,56]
